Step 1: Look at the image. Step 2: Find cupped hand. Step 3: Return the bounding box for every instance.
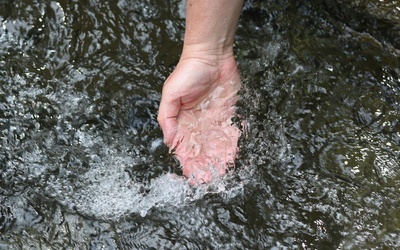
[157,55,241,184]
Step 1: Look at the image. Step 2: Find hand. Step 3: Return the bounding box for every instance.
[158,55,240,147]
[157,55,241,184]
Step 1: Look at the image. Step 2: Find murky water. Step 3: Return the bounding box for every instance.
[1,0,399,249]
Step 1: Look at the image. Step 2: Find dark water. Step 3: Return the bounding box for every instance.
[1,0,399,249]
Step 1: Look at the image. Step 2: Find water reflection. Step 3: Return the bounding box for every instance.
[1,0,400,248]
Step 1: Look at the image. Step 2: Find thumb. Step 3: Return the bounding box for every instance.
[157,96,181,147]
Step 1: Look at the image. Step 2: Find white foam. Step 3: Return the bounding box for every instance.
[55,156,254,220]
[56,155,191,219]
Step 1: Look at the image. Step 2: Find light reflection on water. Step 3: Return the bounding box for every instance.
[1,0,400,248]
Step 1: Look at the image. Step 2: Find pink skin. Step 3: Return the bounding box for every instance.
[158,57,241,184]
[173,72,241,184]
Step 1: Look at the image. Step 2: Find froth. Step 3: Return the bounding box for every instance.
[59,160,254,220]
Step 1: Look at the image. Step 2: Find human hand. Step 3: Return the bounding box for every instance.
[157,55,241,184]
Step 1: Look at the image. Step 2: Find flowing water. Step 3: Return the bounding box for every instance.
[1,0,399,249]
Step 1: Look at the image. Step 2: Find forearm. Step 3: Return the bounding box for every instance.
[181,0,244,61]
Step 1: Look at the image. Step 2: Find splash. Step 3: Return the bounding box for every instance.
[63,163,253,220]
[172,80,241,185]
[40,139,254,220]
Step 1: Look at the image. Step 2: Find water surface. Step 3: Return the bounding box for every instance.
[1,0,399,249]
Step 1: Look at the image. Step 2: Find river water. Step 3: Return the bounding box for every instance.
[1,0,399,249]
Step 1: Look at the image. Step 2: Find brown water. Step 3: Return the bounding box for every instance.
[1,0,399,249]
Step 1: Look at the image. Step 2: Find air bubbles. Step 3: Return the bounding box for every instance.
[150,138,163,153]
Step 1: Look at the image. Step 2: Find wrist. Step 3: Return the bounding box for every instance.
[177,45,240,87]
[180,42,235,63]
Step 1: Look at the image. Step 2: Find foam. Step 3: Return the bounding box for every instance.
[51,153,255,220]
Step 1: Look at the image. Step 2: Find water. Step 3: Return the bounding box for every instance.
[1,0,399,249]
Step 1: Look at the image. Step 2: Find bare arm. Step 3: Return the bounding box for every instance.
[182,0,244,60]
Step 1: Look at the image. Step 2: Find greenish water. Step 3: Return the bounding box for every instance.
[1,0,399,249]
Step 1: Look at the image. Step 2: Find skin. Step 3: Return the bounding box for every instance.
[157,0,244,184]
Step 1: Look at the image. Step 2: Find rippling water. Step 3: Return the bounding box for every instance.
[1,0,399,249]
